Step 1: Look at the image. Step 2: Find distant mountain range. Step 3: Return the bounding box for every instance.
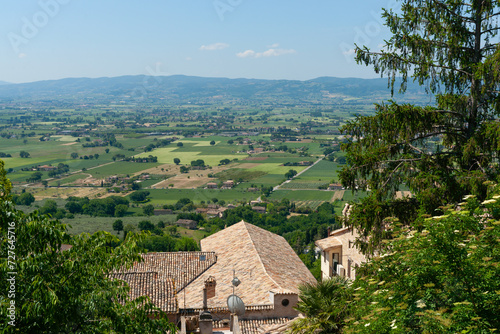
[0,75,431,105]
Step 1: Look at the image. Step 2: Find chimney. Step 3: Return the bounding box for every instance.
[327,226,331,236]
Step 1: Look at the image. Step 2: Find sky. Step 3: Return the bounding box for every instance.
[0,0,397,83]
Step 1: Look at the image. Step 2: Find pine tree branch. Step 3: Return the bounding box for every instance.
[361,50,473,77]
[428,0,475,22]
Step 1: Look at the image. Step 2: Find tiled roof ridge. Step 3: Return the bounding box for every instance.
[239,220,283,291]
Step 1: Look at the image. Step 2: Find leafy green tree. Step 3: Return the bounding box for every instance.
[15,192,35,206]
[210,140,215,146]
[290,277,353,334]
[26,171,42,183]
[113,219,124,234]
[173,158,180,165]
[190,159,205,167]
[175,237,200,252]
[130,190,150,202]
[340,0,500,253]
[139,235,177,252]
[0,164,176,333]
[19,151,30,158]
[131,182,141,191]
[142,204,155,216]
[123,223,136,240]
[114,204,128,217]
[70,152,79,159]
[40,199,58,215]
[64,201,83,214]
[285,169,298,180]
[176,142,183,147]
[138,220,155,232]
[346,192,500,333]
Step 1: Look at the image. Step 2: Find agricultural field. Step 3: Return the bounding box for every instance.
[135,146,244,166]
[281,160,341,189]
[145,188,259,205]
[1,101,372,234]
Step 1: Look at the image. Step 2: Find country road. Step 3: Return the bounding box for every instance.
[272,157,324,191]
[21,161,116,188]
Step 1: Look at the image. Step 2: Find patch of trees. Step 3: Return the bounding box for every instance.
[132,219,200,252]
[190,159,205,167]
[19,150,30,158]
[112,154,125,161]
[176,212,206,224]
[12,192,35,206]
[129,190,150,202]
[123,155,158,163]
[162,198,194,211]
[65,196,130,217]
[0,152,12,158]
[26,171,43,183]
[48,163,70,177]
[139,235,199,252]
[283,161,312,166]
[144,138,173,152]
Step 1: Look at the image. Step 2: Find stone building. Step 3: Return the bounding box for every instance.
[315,226,366,280]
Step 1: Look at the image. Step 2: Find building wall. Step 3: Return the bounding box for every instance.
[319,229,366,280]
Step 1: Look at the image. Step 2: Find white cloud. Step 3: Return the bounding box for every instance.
[18,53,27,58]
[237,48,296,58]
[200,42,229,51]
[268,43,280,48]
[236,50,256,58]
[343,49,355,56]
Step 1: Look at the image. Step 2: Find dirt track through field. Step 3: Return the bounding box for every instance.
[331,190,345,201]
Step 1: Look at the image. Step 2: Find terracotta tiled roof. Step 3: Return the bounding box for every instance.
[239,317,293,334]
[110,271,178,313]
[125,252,217,292]
[315,236,343,251]
[178,221,316,310]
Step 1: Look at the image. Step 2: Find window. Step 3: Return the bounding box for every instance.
[281,299,290,307]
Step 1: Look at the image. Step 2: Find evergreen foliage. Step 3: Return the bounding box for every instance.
[340,0,500,254]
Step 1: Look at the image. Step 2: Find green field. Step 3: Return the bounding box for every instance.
[136,146,244,166]
[89,161,161,176]
[246,163,308,175]
[242,174,285,188]
[63,215,178,235]
[268,190,334,201]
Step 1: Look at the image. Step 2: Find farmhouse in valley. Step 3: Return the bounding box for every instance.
[174,219,198,230]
